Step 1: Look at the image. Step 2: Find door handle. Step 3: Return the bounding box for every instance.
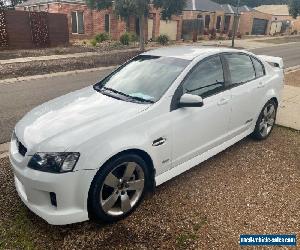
[152,137,166,147]
[218,98,229,106]
[257,82,265,88]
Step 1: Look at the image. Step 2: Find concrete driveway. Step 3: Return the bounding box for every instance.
[277,85,300,130]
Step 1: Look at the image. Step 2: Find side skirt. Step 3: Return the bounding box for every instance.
[155,127,253,186]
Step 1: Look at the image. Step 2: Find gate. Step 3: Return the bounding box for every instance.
[182,19,204,40]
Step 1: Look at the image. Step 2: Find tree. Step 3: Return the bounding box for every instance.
[0,0,27,9]
[289,0,300,18]
[86,0,186,51]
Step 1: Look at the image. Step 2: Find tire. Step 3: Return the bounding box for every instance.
[88,153,150,223]
[251,99,277,140]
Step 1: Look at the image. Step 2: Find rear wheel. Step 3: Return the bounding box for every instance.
[88,154,149,223]
[252,100,277,140]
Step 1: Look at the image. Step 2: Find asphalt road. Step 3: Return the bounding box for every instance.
[251,42,300,68]
[0,43,300,144]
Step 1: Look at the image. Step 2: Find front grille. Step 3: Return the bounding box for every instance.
[17,139,27,157]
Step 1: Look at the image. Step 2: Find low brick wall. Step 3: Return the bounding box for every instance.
[0,49,141,80]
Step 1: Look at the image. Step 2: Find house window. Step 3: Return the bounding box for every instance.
[105,14,110,33]
[216,16,221,30]
[71,11,84,34]
[205,15,210,29]
[197,14,203,19]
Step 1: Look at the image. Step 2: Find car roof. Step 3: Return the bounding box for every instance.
[142,46,243,60]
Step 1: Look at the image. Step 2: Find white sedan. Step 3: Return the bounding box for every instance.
[9,46,284,225]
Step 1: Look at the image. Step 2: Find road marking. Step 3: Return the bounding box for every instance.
[0,65,117,86]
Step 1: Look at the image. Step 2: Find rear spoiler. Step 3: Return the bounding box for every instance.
[257,55,284,69]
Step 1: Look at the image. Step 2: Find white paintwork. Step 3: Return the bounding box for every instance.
[9,46,284,225]
[179,93,203,105]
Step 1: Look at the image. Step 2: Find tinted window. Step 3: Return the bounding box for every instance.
[94,56,189,102]
[252,57,265,78]
[225,54,256,85]
[183,56,224,98]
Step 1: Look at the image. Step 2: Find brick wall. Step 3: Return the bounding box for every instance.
[17,2,183,41]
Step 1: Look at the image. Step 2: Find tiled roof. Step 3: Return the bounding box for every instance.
[17,0,85,7]
[221,4,256,14]
[254,5,290,16]
[185,0,223,12]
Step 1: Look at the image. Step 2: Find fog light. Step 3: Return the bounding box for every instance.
[50,192,57,207]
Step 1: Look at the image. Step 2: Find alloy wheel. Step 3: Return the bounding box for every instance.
[100,162,145,216]
[258,103,276,137]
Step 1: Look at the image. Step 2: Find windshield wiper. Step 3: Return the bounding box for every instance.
[103,87,154,103]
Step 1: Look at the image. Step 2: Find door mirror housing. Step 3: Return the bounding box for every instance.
[179,94,204,108]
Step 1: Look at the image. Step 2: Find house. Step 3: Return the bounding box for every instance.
[15,0,182,41]
[220,4,272,35]
[183,0,226,31]
[254,5,294,21]
[254,4,300,34]
[182,0,272,36]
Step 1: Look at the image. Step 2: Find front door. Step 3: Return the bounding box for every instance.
[171,55,232,167]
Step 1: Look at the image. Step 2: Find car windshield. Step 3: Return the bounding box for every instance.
[94,55,190,103]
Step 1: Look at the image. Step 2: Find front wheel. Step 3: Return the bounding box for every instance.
[88,154,150,223]
[251,100,277,140]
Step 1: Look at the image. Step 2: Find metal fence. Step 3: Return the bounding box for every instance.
[0,10,69,49]
[182,19,204,40]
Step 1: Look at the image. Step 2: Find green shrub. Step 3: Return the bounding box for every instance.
[129,32,138,42]
[157,34,169,45]
[90,39,97,47]
[95,33,110,43]
[120,32,130,45]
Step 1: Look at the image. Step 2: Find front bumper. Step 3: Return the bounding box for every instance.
[9,145,96,225]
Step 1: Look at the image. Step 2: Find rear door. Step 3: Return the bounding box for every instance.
[224,53,267,137]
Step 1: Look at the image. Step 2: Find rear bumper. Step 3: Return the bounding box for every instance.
[10,149,97,225]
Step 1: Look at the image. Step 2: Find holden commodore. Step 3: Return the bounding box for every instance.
[9,46,284,225]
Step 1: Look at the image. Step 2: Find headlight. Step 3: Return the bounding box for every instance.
[28,152,80,173]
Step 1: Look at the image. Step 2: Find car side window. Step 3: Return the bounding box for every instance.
[225,53,256,85]
[182,56,224,98]
[252,57,265,78]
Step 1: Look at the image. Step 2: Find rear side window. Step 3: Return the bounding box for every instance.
[183,56,224,98]
[252,57,265,78]
[225,54,256,85]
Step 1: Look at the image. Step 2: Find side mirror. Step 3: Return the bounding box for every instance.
[178,93,203,108]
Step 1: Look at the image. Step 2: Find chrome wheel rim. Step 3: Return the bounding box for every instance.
[100,162,145,216]
[259,103,276,137]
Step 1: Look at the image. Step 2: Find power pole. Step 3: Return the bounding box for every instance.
[232,0,241,48]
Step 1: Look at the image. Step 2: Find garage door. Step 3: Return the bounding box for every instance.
[252,18,268,35]
[159,20,177,40]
